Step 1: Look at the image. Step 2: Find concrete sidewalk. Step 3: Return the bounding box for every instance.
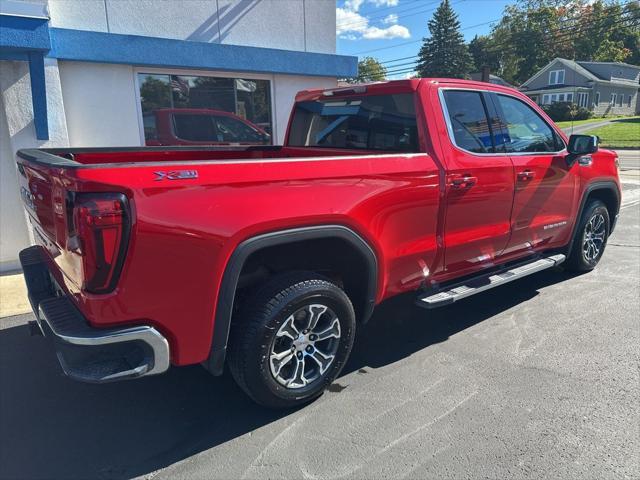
[0,273,30,318]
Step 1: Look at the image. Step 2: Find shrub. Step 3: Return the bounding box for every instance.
[541,102,592,122]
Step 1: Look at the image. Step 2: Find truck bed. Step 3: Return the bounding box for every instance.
[18,145,387,168]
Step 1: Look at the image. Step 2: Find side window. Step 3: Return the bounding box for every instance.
[442,90,495,153]
[495,95,562,153]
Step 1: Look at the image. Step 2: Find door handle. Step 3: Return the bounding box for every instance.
[448,174,478,189]
[517,170,535,181]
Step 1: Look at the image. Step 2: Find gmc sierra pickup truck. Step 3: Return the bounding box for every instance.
[17,79,620,408]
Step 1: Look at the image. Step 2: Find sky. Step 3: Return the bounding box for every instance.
[336,0,513,78]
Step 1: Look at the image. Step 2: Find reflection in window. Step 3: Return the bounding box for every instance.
[288,94,418,152]
[138,74,272,145]
[496,95,560,153]
[443,90,494,153]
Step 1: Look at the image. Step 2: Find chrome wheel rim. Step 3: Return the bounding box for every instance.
[582,213,606,262]
[269,304,341,389]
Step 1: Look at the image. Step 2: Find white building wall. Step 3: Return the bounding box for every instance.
[273,74,336,143]
[0,59,69,271]
[58,62,142,147]
[46,0,335,54]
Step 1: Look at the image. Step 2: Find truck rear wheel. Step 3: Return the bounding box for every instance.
[565,199,610,272]
[227,272,356,408]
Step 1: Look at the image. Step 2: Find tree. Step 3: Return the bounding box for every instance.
[416,0,473,78]
[468,35,500,73]
[351,57,387,83]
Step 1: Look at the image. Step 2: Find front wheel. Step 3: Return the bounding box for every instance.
[565,199,610,272]
[227,272,356,408]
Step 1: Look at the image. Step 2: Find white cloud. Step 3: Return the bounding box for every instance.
[382,13,398,25]
[344,0,366,11]
[370,0,399,6]
[362,24,410,39]
[337,0,410,40]
[336,7,368,34]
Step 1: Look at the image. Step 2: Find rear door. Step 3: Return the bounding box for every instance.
[438,89,515,277]
[490,93,576,256]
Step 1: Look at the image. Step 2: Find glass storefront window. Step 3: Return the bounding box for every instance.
[138,73,272,145]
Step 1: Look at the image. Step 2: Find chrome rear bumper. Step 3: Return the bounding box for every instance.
[19,245,170,383]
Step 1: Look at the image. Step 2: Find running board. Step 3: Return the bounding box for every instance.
[417,253,566,309]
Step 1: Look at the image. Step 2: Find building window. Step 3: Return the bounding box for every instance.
[542,93,571,104]
[548,69,565,85]
[594,92,600,106]
[138,73,272,145]
[610,93,617,106]
[628,95,633,108]
[618,94,624,107]
[578,92,589,108]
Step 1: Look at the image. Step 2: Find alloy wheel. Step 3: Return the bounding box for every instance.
[582,213,606,262]
[269,304,341,389]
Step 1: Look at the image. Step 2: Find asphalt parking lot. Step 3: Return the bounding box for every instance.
[1,181,639,480]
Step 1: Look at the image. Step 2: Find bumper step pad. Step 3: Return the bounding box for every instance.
[417,253,566,309]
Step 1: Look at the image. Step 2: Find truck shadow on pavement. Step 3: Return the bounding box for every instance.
[0,268,580,480]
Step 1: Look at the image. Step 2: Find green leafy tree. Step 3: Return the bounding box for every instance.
[484,0,640,85]
[351,57,387,83]
[594,39,632,63]
[468,35,500,73]
[416,0,473,78]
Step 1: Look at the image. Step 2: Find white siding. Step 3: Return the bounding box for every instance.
[46,0,336,54]
[0,59,69,271]
[59,62,142,147]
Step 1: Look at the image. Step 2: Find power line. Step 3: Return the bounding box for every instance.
[383,16,640,77]
[355,0,637,56]
[376,7,638,68]
[337,0,441,30]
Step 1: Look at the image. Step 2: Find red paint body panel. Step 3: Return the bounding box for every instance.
[16,79,621,366]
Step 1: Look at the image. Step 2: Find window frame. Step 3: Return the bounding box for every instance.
[610,93,617,106]
[595,92,600,106]
[439,88,501,156]
[133,67,276,146]
[549,69,565,85]
[628,95,633,108]
[439,88,566,157]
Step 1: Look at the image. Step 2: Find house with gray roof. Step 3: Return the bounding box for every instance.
[520,58,640,116]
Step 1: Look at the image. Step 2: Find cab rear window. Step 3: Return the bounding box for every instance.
[288,94,419,152]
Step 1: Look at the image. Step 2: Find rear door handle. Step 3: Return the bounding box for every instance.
[448,175,478,189]
[517,170,535,181]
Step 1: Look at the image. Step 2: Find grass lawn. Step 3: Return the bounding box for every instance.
[555,115,640,129]
[585,117,640,148]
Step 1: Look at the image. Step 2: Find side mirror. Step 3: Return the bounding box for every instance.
[566,134,598,167]
[568,134,598,155]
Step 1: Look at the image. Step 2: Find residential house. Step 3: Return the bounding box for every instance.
[520,58,640,116]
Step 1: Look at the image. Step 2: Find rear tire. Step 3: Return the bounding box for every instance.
[227,272,356,408]
[565,199,610,272]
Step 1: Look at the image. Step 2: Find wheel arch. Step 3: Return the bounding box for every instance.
[567,180,620,258]
[205,225,379,376]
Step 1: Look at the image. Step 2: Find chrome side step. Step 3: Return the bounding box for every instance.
[417,253,566,309]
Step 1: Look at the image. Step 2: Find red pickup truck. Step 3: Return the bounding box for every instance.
[143,108,271,146]
[17,79,620,407]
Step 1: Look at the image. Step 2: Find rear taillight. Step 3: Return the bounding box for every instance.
[69,193,130,293]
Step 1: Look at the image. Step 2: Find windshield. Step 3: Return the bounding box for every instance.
[288,94,419,152]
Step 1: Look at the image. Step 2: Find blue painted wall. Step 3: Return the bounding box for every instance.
[49,28,357,78]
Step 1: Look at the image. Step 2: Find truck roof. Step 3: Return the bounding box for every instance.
[295,78,520,102]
